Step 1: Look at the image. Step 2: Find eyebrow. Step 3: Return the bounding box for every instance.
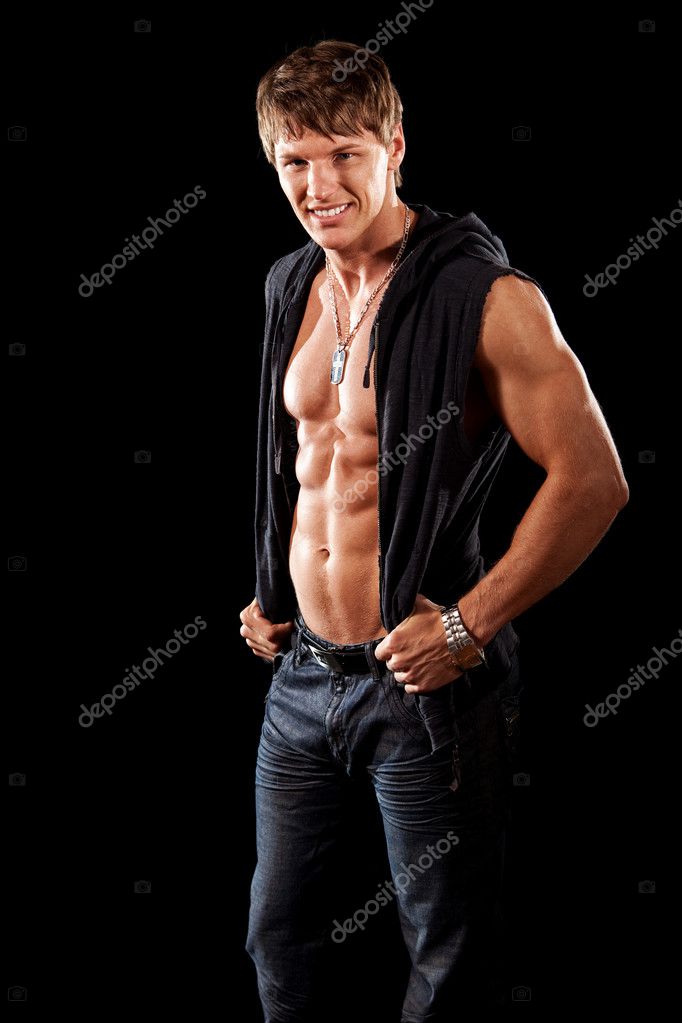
[277,142,365,159]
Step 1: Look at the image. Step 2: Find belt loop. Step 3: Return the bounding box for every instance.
[294,617,303,666]
[293,607,300,666]
[365,640,381,681]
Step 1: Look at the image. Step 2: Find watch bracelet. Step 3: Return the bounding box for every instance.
[440,604,487,668]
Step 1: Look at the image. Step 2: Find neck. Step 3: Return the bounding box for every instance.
[325,196,413,301]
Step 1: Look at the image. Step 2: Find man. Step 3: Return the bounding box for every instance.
[242,40,628,1019]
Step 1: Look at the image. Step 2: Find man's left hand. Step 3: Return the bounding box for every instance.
[374,593,464,694]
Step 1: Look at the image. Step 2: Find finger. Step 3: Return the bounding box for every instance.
[406,671,463,694]
[374,637,391,660]
[245,615,273,639]
[242,635,276,659]
[241,620,277,649]
[240,603,272,631]
[240,623,278,655]
[393,670,410,687]
[253,650,275,662]
[245,637,275,660]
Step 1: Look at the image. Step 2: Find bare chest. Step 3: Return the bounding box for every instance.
[282,270,495,448]
[283,271,378,436]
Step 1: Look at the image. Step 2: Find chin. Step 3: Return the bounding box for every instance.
[317,232,358,252]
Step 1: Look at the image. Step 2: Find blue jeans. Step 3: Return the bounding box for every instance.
[246,609,523,1020]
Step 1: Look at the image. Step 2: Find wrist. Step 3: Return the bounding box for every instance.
[440,602,488,670]
[456,592,494,648]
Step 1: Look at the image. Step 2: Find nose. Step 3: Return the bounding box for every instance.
[306,160,338,203]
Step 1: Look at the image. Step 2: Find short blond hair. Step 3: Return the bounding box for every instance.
[256,39,404,188]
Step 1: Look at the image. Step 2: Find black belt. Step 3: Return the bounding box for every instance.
[298,624,380,675]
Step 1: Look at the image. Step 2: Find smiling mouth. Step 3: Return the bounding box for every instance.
[308,203,351,220]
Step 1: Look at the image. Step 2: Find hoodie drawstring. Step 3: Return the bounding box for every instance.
[362,327,376,389]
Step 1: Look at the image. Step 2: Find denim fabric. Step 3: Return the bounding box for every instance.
[246,611,523,1020]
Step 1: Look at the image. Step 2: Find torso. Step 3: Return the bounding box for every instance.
[283,250,496,645]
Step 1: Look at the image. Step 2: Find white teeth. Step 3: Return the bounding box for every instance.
[310,204,349,218]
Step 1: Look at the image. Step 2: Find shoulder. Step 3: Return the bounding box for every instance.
[476,271,562,367]
[484,270,547,316]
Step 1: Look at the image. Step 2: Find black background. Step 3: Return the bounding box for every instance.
[4,3,678,1013]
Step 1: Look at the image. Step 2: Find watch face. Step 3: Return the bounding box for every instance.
[455,645,483,671]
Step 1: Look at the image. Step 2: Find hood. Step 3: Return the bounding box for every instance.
[402,202,510,279]
[279,202,511,311]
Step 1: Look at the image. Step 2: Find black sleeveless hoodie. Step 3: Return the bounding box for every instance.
[255,202,546,677]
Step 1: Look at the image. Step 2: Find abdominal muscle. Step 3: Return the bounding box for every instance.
[288,421,386,645]
[282,263,398,646]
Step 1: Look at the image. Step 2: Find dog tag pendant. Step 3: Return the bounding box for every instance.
[331,347,346,384]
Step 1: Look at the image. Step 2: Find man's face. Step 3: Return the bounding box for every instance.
[274,125,403,249]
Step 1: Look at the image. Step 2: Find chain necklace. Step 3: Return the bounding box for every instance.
[326,203,411,385]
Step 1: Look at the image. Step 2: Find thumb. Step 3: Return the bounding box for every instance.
[375,634,391,659]
[253,602,262,617]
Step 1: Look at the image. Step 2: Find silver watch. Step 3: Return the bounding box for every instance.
[440,603,487,670]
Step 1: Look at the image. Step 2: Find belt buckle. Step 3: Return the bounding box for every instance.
[306,639,344,673]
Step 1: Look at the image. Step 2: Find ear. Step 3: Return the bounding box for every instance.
[387,121,406,175]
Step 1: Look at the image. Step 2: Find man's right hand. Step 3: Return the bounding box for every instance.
[239,597,295,664]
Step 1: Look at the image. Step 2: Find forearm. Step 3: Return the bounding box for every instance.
[457,472,627,647]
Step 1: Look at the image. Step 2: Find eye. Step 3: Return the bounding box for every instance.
[285,159,306,167]
[335,153,355,161]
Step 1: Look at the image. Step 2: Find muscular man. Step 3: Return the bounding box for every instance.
[242,40,628,1020]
